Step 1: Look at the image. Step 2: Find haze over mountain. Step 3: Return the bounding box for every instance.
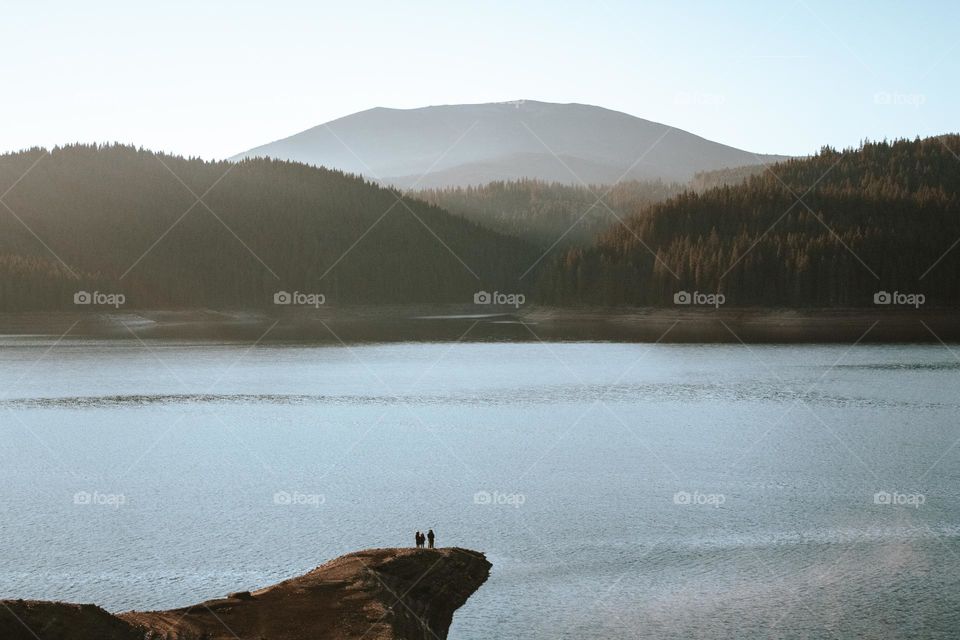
[231,100,790,187]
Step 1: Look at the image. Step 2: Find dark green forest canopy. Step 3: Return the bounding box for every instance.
[1,137,958,311]
[0,144,537,310]
[538,136,960,307]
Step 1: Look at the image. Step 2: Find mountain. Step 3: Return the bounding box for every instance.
[539,135,960,307]
[231,100,790,187]
[0,145,536,311]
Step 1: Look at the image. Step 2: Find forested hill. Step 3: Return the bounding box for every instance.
[417,179,684,247]
[539,136,960,307]
[4,139,958,312]
[0,145,535,310]
[689,163,769,191]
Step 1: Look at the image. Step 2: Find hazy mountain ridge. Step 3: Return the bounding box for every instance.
[690,163,772,191]
[388,151,633,190]
[232,100,790,186]
[418,178,685,247]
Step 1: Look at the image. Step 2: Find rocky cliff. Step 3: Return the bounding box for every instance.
[0,547,491,640]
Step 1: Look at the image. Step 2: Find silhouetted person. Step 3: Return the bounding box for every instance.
[427,529,435,549]
[415,531,422,548]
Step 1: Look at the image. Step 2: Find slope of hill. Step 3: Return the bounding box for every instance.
[418,179,684,248]
[0,145,535,311]
[690,163,771,191]
[540,136,960,307]
[388,151,632,190]
[231,100,790,186]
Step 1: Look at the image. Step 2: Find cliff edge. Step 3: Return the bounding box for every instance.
[0,547,491,640]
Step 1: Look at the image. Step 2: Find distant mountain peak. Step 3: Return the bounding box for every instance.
[232,100,790,187]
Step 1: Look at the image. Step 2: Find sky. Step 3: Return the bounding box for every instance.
[1,1,957,159]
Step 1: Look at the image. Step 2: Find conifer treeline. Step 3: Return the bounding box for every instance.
[417,179,684,247]
[538,136,960,307]
[0,144,536,310]
[689,164,768,192]
[2,137,958,311]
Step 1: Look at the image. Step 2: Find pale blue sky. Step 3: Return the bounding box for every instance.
[1,1,956,159]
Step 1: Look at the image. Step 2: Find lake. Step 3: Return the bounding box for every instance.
[1,338,958,638]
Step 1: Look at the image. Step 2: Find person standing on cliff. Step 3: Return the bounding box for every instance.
[415,531,422,548]
[427,529,435,549]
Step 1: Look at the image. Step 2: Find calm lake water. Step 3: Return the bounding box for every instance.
[1,338,959,639]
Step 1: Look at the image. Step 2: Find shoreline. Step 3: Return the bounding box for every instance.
[0,306,956,343]
[0,547,491,640]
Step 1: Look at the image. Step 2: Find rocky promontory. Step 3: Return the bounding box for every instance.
[0,547,491,640]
